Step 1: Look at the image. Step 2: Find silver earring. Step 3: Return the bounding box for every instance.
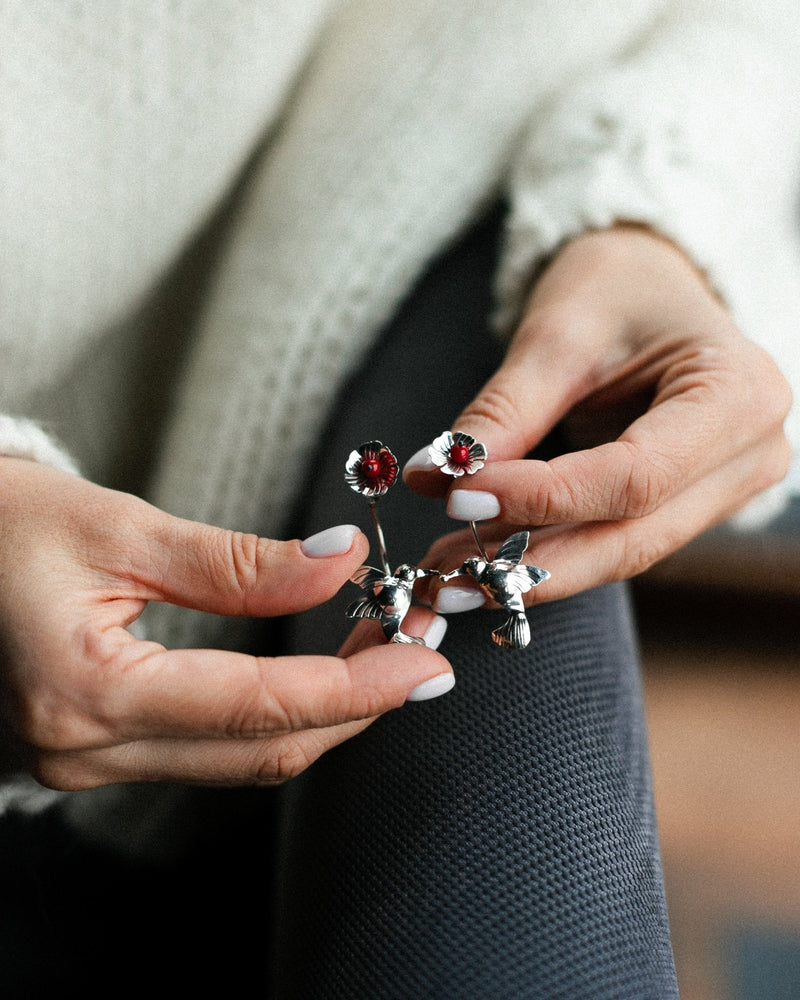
[344,441,438,645]
[431,430,550,650]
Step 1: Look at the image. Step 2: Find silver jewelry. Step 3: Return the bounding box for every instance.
[346,564,439,645]
[440,530,550,650]
[344,440,398,575]
[431,430,551,650]
[344,440,437,644]
[342,432,551,651]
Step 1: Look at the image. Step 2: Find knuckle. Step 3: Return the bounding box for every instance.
[255,737,316,785]
[12,647,124,754]
[223,531,263,595]
[15,694,89,753]
[615,443,673,520]
[520,468,570,525]
[738,343,794,426]
[223,657,294,738]
[755,434,793,493]
[459,382,523,438]
[619,529,673,579]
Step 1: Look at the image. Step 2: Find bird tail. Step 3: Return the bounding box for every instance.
[492,613,530,650]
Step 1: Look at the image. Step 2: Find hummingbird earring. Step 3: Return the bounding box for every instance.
[344,441,439,645]
[430,430,550,650]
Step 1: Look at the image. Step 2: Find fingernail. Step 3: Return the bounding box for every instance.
[447,489,500,521]
[402,445,436,477]
[434,586,486,614]
[422,613,448,650]
[301,524,359,557]
[406,671,455,702]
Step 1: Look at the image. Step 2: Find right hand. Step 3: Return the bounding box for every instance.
[0,459,452,791]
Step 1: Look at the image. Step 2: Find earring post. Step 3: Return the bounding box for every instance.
[370,500,392,576]
[470,520,489,562]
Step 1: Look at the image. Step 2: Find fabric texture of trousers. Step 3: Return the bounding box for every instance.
[268,206,680,999]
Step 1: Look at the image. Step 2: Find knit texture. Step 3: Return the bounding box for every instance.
[0,416,79,475]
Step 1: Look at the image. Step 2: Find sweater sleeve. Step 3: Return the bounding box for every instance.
[0,415,80,474]
[496,0,800,515]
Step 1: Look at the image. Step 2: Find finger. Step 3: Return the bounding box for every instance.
[424,430,790,606]
[402,312,607,499]
[126,514,370,617]
[53,629,452,747]
[35,719,377,789]
[433,340,791,527]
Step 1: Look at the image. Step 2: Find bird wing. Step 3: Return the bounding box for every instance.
[346,566,392,620]
[502,564,550,594]
[346,593,386,620]
[494,531,530,566]
[351,565,389,589]
[525,565,551,586]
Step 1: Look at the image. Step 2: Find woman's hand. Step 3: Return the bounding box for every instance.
[0,459,451,790]
[404,225,792,606]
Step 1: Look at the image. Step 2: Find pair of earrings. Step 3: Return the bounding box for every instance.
[343,431,550,650]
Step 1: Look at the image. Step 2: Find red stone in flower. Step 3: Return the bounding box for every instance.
[345,441,399,497]
[361,457,382,479]
[428,430,487,477]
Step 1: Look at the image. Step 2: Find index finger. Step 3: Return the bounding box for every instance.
[452,360,780,529]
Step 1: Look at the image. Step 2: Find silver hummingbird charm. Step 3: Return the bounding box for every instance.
[344,441,438,645]
[441,530,550,650]
[346,564,440,645]
[430,430,550,650]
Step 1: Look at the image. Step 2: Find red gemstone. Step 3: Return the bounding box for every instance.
[450,444,471,465]
[362,457,382,479]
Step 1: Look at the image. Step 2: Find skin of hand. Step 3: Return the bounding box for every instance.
[0,458,451,790]
[405,224,793,607]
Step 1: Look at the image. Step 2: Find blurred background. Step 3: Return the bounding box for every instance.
[634,460,800,1000]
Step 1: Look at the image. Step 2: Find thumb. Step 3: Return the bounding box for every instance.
[403,317,587,497]
[133,513,370,618]
[453,333,569,461]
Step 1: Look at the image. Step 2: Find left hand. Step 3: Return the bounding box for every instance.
[404,224,792,605]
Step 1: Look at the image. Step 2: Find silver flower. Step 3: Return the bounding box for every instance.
[428,430,487,477]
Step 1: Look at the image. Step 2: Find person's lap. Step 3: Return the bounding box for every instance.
[269,205,678,998]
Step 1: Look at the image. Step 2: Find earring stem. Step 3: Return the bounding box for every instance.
[370,500,392,575]
[470,520,489,562]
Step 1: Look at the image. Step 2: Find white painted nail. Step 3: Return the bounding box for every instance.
[406,671,455,702]
[446,489,500,522]
[402,444,437,477]
[301,524,359,557]
[434,587,486,614]
[422,613,448,650]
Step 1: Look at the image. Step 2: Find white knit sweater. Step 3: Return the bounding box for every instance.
[3,0,800,828]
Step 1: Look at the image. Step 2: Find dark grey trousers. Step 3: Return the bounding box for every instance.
[270,206,680,999]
